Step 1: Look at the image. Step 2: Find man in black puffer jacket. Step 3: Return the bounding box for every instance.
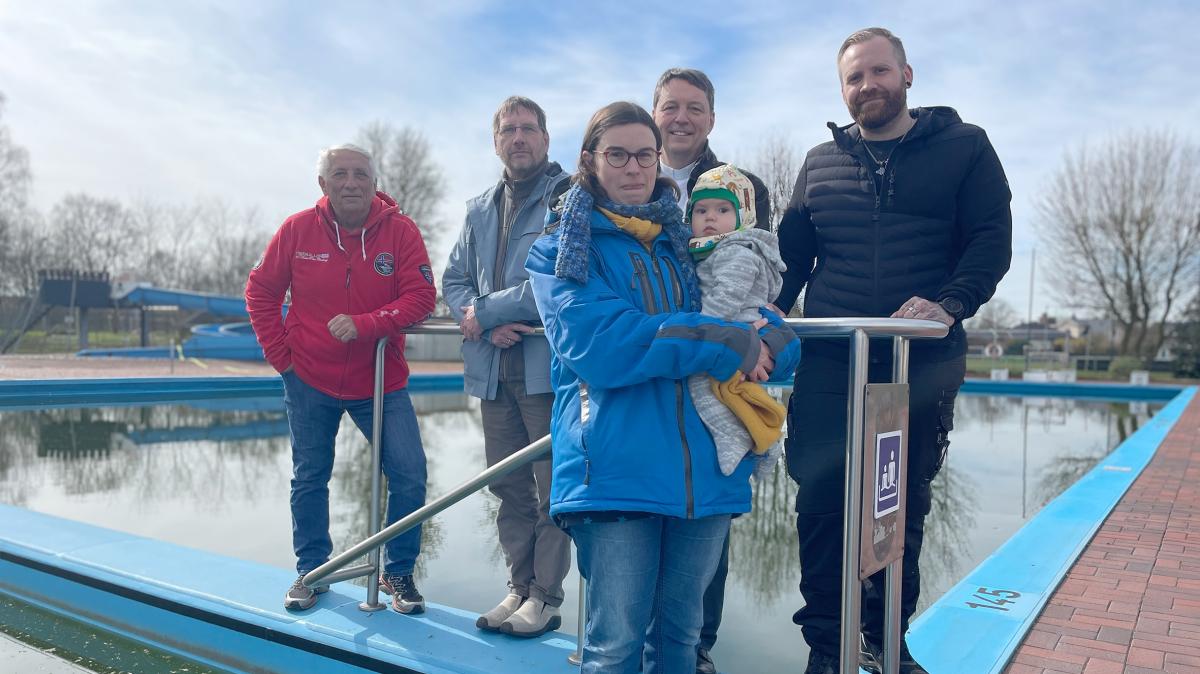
[775,27,1012,674]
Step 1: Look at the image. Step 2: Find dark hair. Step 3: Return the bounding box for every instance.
[492,96,549,135]
[838,27,907,67]
[573,101,677,201]
[652,68,715,112]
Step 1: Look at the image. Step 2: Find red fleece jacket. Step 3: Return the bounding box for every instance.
[246,192,436,399]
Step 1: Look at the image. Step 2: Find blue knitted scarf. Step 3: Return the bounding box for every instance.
[554,183,702,311]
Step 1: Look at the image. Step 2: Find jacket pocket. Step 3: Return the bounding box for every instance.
[665,258,684,309]
[629,252,659,313]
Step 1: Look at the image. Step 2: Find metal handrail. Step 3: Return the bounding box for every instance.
[396,316,948,340]
[304,434,552,589]
[301,316,948,671]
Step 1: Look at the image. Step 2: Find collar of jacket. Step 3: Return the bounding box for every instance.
[487,161,566,209]
[826,106,962,153]
[689,143,721,178]
[314,191,397,246]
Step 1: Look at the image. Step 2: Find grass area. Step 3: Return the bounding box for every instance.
[966,357,1183,383]
[7,329,186,354]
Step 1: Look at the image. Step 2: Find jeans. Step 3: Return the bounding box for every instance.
[282,370,427,576]
[571,514,731,674]
[698,532,730,652]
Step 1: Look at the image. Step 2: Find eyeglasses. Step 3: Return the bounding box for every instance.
[497,124,541,138]
[593,148,660,169]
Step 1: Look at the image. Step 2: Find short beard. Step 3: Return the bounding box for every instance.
[852,88,907,130]
[504,152,546,180]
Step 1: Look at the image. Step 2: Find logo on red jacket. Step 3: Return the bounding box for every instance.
[374,252,395,276]
[418,264,434,285]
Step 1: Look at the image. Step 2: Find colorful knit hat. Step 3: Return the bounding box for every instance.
[687,164,757,260]
[686,164,757,230]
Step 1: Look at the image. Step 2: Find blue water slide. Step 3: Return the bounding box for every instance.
[78,284,284,361]
[117,285,250,317]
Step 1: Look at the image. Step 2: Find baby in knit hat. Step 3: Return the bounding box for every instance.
[686,164,790,480]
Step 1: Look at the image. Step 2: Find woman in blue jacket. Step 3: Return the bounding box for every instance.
[525,101,800,673]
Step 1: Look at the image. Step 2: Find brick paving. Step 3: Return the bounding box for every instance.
[1005,392,1200,674]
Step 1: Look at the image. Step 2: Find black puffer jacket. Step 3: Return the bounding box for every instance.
[775,106,1011,355]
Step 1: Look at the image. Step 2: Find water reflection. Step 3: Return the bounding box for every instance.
[0,392,1166,673]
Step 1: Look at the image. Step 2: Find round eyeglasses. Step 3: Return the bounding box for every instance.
[594,148,660,169]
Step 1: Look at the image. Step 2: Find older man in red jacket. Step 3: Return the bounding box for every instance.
[246,144,436,614]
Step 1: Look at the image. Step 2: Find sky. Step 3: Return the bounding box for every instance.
[1,0,1198,317]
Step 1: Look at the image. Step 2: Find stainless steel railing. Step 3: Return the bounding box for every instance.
[300,316,946,674]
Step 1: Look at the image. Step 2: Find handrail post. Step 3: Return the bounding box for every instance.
[568,567,586,666]
[840,328,870,674]
[359,337,389,613]
[883,336,910,674]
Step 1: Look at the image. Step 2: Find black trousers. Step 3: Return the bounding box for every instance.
[786,342,965,655]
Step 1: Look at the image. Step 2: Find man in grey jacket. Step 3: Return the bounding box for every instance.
[442,96,571,638]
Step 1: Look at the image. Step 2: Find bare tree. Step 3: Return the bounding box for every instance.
[1036,130,1200,360]
[0,92,34,295]
[49,193,139,273]
[0,93,30,221]
[126,197,265,294]
[355,121,446,238]
[742,132,807,315]
[966,297,1018,330]
[747,131,801,232]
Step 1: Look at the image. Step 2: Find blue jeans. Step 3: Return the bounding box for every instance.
[281,370,427,576]
[571,515,731,674]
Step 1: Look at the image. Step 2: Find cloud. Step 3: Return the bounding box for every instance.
[1,0,1196,313]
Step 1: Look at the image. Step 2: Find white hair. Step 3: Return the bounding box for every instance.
[316,144,376,179]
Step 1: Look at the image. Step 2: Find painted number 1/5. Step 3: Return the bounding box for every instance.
[965,587,1021,612]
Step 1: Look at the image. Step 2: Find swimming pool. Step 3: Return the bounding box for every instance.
[0,383,1169,673]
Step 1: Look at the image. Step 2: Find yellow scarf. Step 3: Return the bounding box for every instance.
[600,208,661,250]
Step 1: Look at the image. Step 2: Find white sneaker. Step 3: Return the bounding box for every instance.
[499,597,561,638]
[476,592,524,631]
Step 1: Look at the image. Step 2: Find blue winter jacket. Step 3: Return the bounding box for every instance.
[526,209,801,520]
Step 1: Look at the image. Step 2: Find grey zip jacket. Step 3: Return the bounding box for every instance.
[442,164,569,399]
[688,228,788,479]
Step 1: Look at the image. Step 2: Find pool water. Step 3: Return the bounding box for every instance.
[0,391,1161,673]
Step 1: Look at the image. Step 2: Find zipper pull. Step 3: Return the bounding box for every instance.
[345,265,351,288]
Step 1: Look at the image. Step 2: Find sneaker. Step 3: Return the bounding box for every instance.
[498,597,561,638]
[284,575,328,611]
[695,647,717,674]
[861,637,928,674]
[381,573,425,615]
[804,649,839,674]
[476,593,524,631]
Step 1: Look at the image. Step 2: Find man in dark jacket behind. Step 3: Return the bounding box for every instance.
[775,28,1012,674]
[652,66,773,674]
[652,67,771,229]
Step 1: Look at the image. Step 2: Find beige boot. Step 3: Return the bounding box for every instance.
[476,593,524,631]
[498,597,562,638]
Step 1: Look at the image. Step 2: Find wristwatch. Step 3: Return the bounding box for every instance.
[938,297,965,321]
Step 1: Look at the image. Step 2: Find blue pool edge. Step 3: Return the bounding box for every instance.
[906,385,1197,673]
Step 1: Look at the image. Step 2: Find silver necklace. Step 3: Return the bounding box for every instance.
[862,127,911,176]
